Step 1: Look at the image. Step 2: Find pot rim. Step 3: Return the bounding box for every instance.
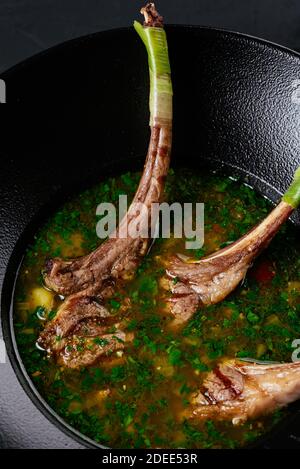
[1,24,300,81]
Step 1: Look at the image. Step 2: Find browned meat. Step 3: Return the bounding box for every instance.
[39,125,171,368]
[38,293,112,351]
[37,290,129,369]
[168,281,199,326]
[188,359,300,424]
[44,4,172,298]
[44,126,171,297]
[166,201,293,324]
[38,4,172,369]
[57,332,126,369]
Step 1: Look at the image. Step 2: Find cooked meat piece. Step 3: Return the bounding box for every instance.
[39,125,171,366]
[189,359,300,425]
[57,332,126,369]
[168,281,199,325]
[44,126,171,297]
[37,295,128,369]
[37,292,111,351]
[37,4,173,369]
[44,3,172,298]
[166,201,293,324]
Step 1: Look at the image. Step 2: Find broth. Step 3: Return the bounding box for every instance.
[14,169,300,448]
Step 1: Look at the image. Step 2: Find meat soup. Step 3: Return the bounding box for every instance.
[14,169,300,448]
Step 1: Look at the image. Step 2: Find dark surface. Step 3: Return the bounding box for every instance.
[2,0,300,73]
[0,26,300,448]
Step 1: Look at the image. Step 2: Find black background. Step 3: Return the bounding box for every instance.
[2,0,300,73]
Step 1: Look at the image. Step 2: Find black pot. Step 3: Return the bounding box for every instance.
[0,25,300,449]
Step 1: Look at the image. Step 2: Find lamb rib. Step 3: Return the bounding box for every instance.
[45,126,171,296]
[166,167,300,325]
[188,359,300,425]
[37,3,173,369]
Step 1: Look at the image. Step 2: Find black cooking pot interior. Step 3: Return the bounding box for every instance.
[0,25,300,449]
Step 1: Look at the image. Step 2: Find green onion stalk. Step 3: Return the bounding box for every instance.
[252,164,300,242]
[282,166,300,209]
[134,3,173,128]
[131,2,173,208]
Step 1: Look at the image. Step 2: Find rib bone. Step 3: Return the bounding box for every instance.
[37,3,173,369]
[189,359,300,425]
[166,201,293,325]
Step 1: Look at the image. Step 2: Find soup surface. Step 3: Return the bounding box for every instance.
[14,169,300,448]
